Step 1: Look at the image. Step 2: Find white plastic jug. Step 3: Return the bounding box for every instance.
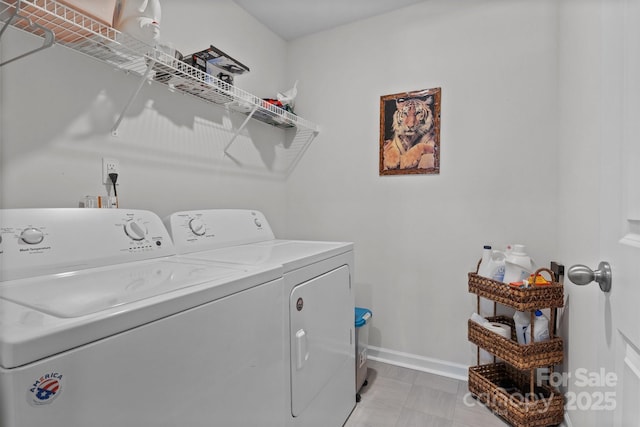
[513,311,531,345]
[513,310,550,344]
[503,244,535,284]
[477,245,506,282]
[533,310,550,342]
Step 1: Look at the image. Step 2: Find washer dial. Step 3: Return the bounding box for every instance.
[20,228,44,245]
[189,218,206,236]
[124,220,147,241]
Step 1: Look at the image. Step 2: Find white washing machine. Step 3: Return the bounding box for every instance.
[165,209,356,427]
[0,208,286,427]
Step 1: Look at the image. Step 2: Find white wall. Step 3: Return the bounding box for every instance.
[0,0,292,232]
[284,0,559,368]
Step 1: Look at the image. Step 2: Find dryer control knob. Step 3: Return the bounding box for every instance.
[124,220,147,241]
[189,218,206,236]
[20,227,44,245]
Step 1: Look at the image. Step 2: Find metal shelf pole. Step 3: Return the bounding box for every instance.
[111,60,156,136]
[224,105,258,154]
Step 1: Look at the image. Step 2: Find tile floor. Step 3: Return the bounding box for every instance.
[344,360,510,427]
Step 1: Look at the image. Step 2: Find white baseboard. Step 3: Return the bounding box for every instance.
[366,345,468,381]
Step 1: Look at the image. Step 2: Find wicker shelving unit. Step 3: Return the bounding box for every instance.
[0,0,319,176]
[467,269,565,427]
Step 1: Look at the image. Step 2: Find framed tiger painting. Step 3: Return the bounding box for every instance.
[379,87,441,176]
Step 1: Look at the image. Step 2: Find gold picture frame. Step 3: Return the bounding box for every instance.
[379,87,441,176]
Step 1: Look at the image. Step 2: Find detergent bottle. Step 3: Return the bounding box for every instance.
[533,310,550,342]
[477,245,506,282]
[503,244,535,284]
[513,311,531,345]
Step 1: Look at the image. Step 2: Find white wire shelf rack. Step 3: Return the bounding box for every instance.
[0,0,319,172]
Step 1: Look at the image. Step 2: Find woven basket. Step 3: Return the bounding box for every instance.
[468,316,563,369]
[468,268,564,311]
[468,363,564,427]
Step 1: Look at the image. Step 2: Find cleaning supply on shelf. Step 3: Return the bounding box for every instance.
[513,310,551,344]
[503,244,535,284]
[477,245,506,282]
[476,246,494,317]
[533,310,550,342]
[477,245,492,276]
[513,311,531,345]
[476,245,506,317]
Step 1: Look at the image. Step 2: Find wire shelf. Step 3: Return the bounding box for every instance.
[0,0,319,134]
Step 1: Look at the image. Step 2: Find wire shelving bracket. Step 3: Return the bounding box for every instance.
[0,0,320,176]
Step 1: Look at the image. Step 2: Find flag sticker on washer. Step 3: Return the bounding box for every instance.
[28,372,63,405]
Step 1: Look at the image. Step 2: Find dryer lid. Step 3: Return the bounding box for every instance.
[183,240,353,272]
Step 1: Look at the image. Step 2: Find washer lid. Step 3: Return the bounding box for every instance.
[0,258,283,369]
[0,258,242,318]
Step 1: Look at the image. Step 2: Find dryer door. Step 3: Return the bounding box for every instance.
[289,265,352,417]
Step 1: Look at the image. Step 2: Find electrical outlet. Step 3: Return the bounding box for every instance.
[102,158,120,184]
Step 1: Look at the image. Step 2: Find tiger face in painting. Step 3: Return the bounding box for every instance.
[383,97,436,170]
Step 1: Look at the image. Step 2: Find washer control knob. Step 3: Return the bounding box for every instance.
[20,228,44,245]
[124,220,147,241]
[189,218,206,236]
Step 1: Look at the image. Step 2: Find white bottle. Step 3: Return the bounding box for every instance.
[477,245,493,277]
[477,246,493,318]
[503,244,535,284]
[533,310,550,342]
[477,246,496,318]
[513,311,531,345]
[490,252,506,282]
[477,245,506,282]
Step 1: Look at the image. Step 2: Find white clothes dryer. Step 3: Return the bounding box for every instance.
[0,209,286,427]
[165,209,356,427]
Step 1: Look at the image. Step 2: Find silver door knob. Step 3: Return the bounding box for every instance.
[567,261,612,293]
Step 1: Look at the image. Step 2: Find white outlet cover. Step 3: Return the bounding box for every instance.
[102,158,120,184]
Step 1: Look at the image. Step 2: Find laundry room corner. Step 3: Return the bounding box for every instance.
[283,0,560,372]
